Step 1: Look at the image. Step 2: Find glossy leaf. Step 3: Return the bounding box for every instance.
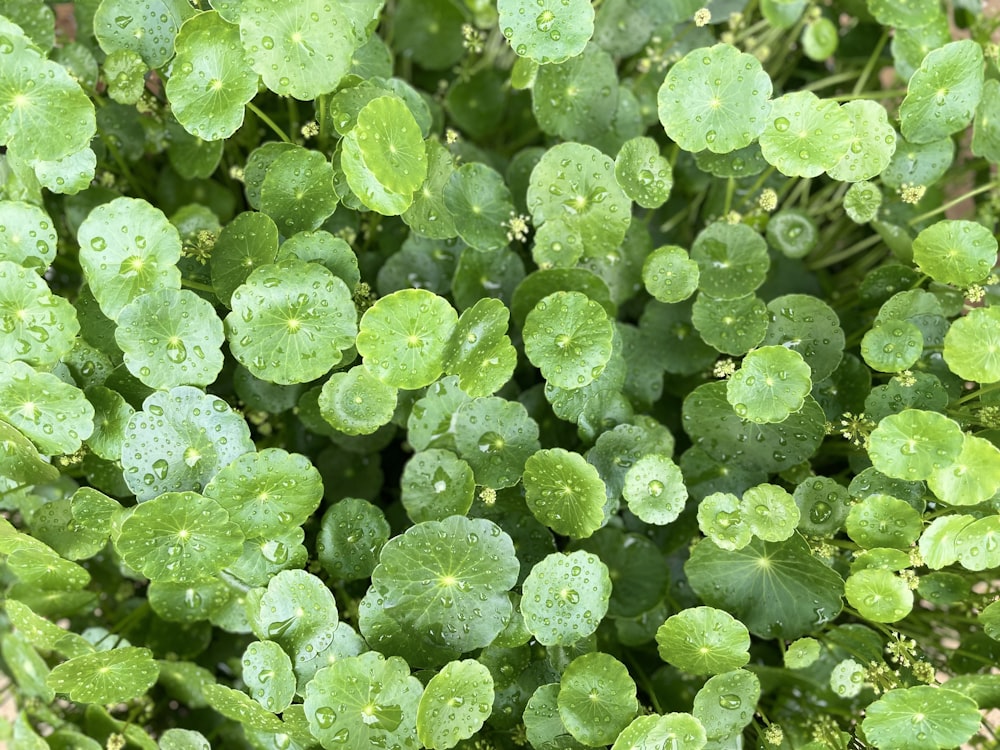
[523,291,615,390]
[523,448,607,539]
[47,647,159,704]
[759,91,852,177]
[557,652,637,746]
[726,345,812,424]
[656,606,750,676]
[0,360,93,455]
[900,40,984,144]
[521,550,611,646]
[417,659,494,749]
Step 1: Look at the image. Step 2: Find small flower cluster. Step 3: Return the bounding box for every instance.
[839,412,875,447]
[713,358,736,378]
[893,370,916,387]
[462,24,486,54]
[899,183,926,204]
[503,212,531,243]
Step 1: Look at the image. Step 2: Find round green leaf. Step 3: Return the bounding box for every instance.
[239,0,357,100]
[0,360,93,455]
[523,291,614,390]
[864,686,980,750]
[304,652,423,750]
[656,606,750,676]
[761,294,845,382]
[785,637,821,669]
[691,222,769,300]
[526,142,631,257]
[954,515,1000,572]
[259,148,338,235]
[120,386,254,501]
[868,0,942,28]
[686,536,845,639]
[861,319,923,374]
[523,683,584,750]
[401,449,475,523]
[826,100,897,182]
[203,683,285,733]
[159,729,210,750]
[657,44,773,154]
[317,497,390,581]
[532,46,619,143]
[453,396,541,489]
[443,162,515,252]
[759,91,852,177]
[524,448,607,539]
[691,669,759,741]
[443,297,517,398]
[147,578,232,624]
[33,148,97,196]
[0,260,78,368]
[203,448,323,539]
[278,230,360,289]
[642,245,699,304]
[912,219,998,287]
[340,134,414,216]
[882,134,955,191]
[801,16,838,60]
[352,95,428,196]
[557,653,637,747]
[166,11,258,141]
[356,288,458,390]
[844,181,883,223]
[521,550,611,646]
[742,483,801,542]
[115,288,224,389]
[614,137,672,209]
[612,714,706,750]
[94,0,194,67]
[226,258,357,385]
[417,659,494,750]
[844,568,913,623]
[0,419,59,486]
[77,197,182,320]
[766,209,819,260]
[697,491,752,551]
[319,365,398,436]
[727,346,811,423]
[254,569,339,662]
[0,200,57,271]
[402,139,459,239]
[867,409,964,481]
[794,476,852,536]
[900,40,984,144]
[944,306,1000,383]
[499,0,594,64]
[47,647,158,705]
[691,293,769,356]
[242,640,295,714]
[371,515,519,652]
[846,494,923,549]
[622,454,686,525]
[210,212,279,307]
[928,434,1000,507]
[116,491,243,583]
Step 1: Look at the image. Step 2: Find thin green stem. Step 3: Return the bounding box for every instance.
[247,101,291,143]
[958,381,1000,405]
[827,88,909,101]
[181,278,216,293]
[808,232,881,270]
[723,176,735,215]
[907,180,999,225]
[852,29,889,95]
[735,165,777,211]
[800,70,861,92]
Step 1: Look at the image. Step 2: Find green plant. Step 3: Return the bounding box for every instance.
[3,0,1000,748]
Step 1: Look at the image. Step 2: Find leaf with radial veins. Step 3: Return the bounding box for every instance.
[353,95,428,195]
[944,306,1000,383]
[726,346,812,424]
[443,162,514,252]
[692,669,759,741]
[867,409,964,481]
[239,0,358,100]
[0,361,93,455]
[520,550,611,646]
[498,0,594,64]
[453,396,540,489]
[900,40,984,144]
[759,91,852,177]
[260,148,338,235]
[523,448,606,538]
[523,291,615,390]
[356,288,458,390]
[241,640,295,714]
[417,660,494,750]
[203,448,323,539]
[120,386,254,501]
[0,420,59,486]
[94,0,194,67]
[612,714,707,750]
[47,647,159,705]
[643,246,699,303]
[0,45,96,164]
[863,686,980,750]
[115,288,224,389]
[252,569,339,661]
[210,212,279,308]
[614,136,672,209]
[691,222,769,300]
[558,653,637,747]
[115,491,244,583]
[304,652,423,750]
[0,200,57,271]
[622,454,687,525]
[658,44,772,154]
[826,100,897,182]
[928,434,1000,507]
[319,365,398,436]
[166,11,259,141]
[442,297,517,398]
[226,259,357,385]
[0,260,78,368]
[656,606,750,676]
[371,515,519,653]
[912,219,998,287]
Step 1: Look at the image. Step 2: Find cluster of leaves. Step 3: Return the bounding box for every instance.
[3,0,1000,749]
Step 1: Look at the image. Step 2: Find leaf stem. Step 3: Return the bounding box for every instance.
[807,233,881,270]
[247,101,291,143]
[906,180,999,225]
[827,88,909,102]
[958,381,1000,405]
[181,278,216,294]
[852,29,889,95]
[799,70,861,93]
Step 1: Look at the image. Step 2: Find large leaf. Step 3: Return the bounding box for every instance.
[685,535,845,639]
[0,360,93,455]
[47,647,159,704]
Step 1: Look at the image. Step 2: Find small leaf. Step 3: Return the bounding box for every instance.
[241,640,295,714]
[726,345,812,424]
[622,454,687,525]
[0,200,57,271]
[259,147,338,235]
[523,291,615,390]
[642,246,699,304]
[691,669,759,740]
[47,647,159,704]
[928,434,1000,507]
[319,365,398,436]
[0,360,93,455]
[826,100,897,182]
[944,306,1000,383]
[523,448,607,539]
[557,652,637,746]
[498,0,594,64]
[845,568,913,622]
[656,606,750,676]
[912,219,998,287]
[442,297,517,397]
[252,570,339,663]
[400,449,475,524]
[614,137,672,209]
[520,550,611,646]
[863,686,980,750]
[867,409,964,481]
[759,91,852,177]
[417,660,494,750]
[94,0,194,67]
[900,40,984,144]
